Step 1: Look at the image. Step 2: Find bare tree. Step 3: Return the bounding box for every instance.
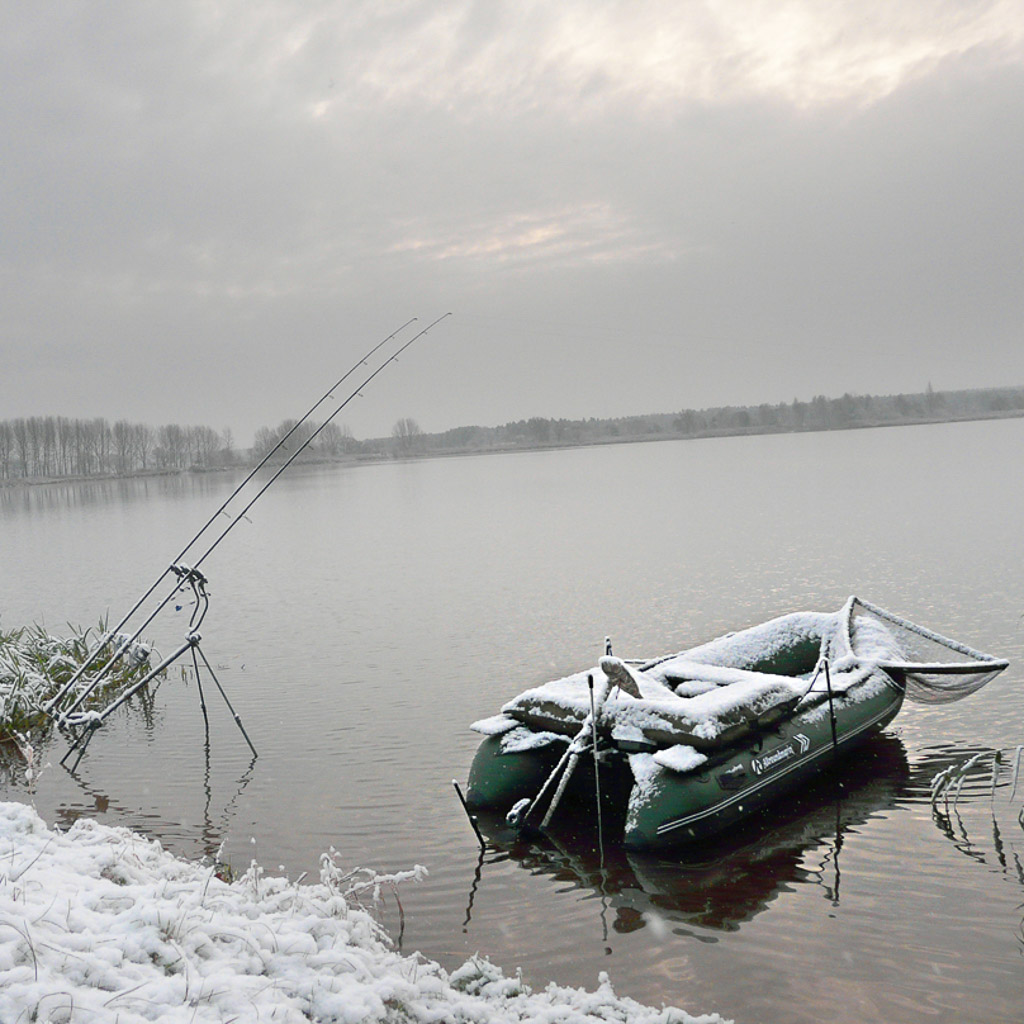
[132,423,153,470]
[113,420,133,474]
[252,419,321,462]
[56,416,73,475]
[158,424,188,469]
[191,425,221,467]
[12,419,30,477]
[318,421,355,457]
[392,417,422,454]
[0,421,13,478]
[219,427,235,466]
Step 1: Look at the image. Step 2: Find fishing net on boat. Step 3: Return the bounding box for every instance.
[846,597,1009,704]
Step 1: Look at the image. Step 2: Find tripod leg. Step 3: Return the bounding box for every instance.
[65,722,99,774]
[59,726,84,768]
[191,645,210,730]
[194,644,258,758]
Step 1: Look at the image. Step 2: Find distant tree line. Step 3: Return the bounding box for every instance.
[5,385,1024,482]
[250,417,423,461]
[357,384,1024,456]
[0,416,237,479]
[251,419,358,461]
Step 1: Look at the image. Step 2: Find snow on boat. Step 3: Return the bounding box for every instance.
[465,597,1008,851]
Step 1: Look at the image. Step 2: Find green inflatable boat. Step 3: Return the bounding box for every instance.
[465,597,1007,851]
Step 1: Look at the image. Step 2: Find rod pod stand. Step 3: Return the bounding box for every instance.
[60,631,258,767]
[58,571,258,767]
[53,564,210,725]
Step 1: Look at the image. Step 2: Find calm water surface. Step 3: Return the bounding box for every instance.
[3,419,1024,1024]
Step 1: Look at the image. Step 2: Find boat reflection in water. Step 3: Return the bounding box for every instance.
[464,733,910,940]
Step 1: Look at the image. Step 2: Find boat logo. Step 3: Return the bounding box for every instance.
[750,735,811,776]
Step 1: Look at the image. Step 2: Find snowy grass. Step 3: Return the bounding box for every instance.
[0,622,156,742]
[0,802,728,1023]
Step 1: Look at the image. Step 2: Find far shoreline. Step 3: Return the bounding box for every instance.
[3,404,1023,489]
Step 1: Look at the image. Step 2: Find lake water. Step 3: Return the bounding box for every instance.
[3,418,1024,1024]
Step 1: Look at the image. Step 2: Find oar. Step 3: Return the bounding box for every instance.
[540,673,612,830]
[506,730,578,829]
[508,657,643,833]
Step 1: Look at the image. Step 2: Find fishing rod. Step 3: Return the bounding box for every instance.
[57,313,449,721]
[186,312,451,572]
[48,314,447,721]
[46,318,419,716]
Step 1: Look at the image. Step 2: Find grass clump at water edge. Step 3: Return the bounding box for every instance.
[0,620,158,742]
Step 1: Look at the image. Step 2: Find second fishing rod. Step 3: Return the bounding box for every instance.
[48,313,450,721]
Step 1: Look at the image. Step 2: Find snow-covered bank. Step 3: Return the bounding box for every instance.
[0,802,727,1023]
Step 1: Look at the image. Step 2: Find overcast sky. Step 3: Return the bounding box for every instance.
[3,1,1023,443]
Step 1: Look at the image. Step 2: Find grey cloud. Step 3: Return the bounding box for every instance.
[2,2,1022,440]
